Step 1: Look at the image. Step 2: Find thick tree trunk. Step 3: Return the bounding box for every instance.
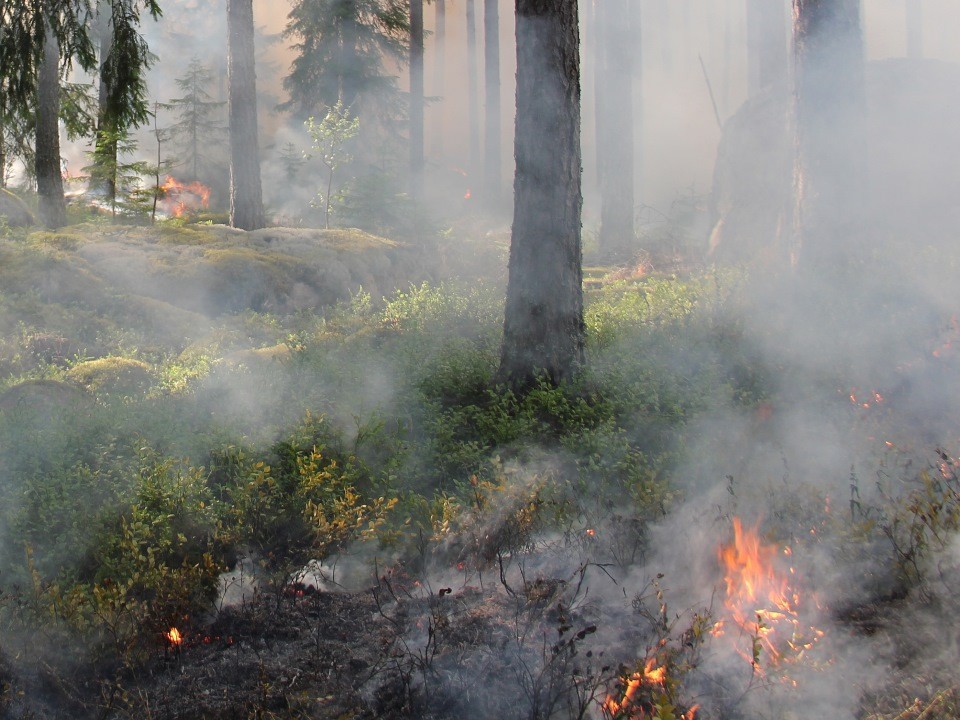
[906,0,922,60]
[792,0,866,267]
[36,25,67,229]
[598,0,635,260]
[431,0,445,156]
[410,0,424,199]
[482,0,501,206]
[227,0,265,230]
[499,0,583,389]
[747,0,788,96]
[466,0,481,182]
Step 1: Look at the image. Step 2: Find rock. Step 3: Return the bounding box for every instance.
[0,189,35,227]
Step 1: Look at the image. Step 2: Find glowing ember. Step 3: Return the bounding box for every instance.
[166,627,183,646]
[716,518,823,673]
[160,176,211,218]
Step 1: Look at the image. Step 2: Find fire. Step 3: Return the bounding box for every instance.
[160,176,211,218]
[166,627,183,646]
[716,518,823,672]
[601,658,699,719]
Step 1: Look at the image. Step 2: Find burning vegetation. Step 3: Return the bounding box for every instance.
[160,176,212,218]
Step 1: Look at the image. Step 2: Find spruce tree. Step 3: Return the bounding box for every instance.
[164,57,226,182]
[281,0,409,120]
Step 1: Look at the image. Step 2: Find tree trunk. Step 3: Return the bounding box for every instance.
[792,0,866,267]
[410,0,424,199]
[466,0,481,183]
[482,0,501,206]
[499,0,583,389]
[747,0,788,96]
[906,0,922,60]
[94,0,117,202]
[36,23,67,229]
[431,0,445,156]
[0,135,6,188]
[227,0,265,230]
[598,0,635,260]
[339,4,361,109]
[592,0,604,184]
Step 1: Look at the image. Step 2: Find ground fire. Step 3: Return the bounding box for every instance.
[714,517,823,673]
[160,176,211,217]
[602,657,698,719]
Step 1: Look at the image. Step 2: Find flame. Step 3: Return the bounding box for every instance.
[602,658,665,718]
[464,188,472,200]
[166,627,183,646]
[717,518,823,672]
[160,176,211,218]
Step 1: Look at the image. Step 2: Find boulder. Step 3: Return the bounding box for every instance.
[0,189,35,227]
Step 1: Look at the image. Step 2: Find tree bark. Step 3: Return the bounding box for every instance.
[36,23,67,229]
[94,0,117,202]
[431,0,445,156]
[906,0,922,60]
[482,0,501,206]
[499,0,583,389]
[0,135,6,188]
[466,0,481,183]
[227,0,265,230]
[410,0,424,199]
[792,0,866,267]
[598,0,635,260]
[592,0,604,184]
[747,0,788,96]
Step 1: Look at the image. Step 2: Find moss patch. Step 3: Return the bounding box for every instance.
[66,357,154,395]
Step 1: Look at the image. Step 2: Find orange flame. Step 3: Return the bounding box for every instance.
[161,176,211,218]
[717,518,823,672]
[602,658,666,718]
[166,627,183,646]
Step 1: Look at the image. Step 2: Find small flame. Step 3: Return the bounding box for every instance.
[166,627,183,646]
[161,176,211,218]
[602,658,666,717]
[464,188,472,200]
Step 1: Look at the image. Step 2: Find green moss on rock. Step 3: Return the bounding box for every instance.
[66,357,154,395]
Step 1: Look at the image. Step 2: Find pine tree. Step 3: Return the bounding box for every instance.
[409,0,424,198]
[227,0,265,230]
[164,57,226,182]
[792,0,865,267]
[91,0,162,205]
[499,0,583,389]
[0,1,98,227]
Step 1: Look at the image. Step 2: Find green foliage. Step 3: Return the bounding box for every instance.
[217,415,397,590]
[281,0,409,119]
[305,101,360,228]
